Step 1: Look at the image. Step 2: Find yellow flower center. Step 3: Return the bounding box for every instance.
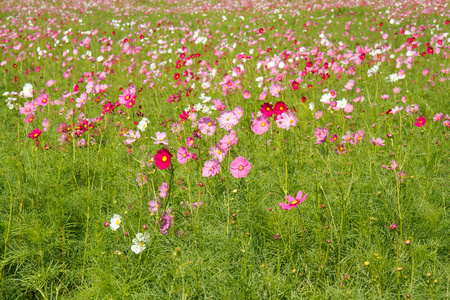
[183,154,186,157]
[217,150,221,155]
[291,200,298,205]
[162,156,167,162]
[290,120,293,123]
[280,107,283,110]
[207,122,211,126]
[116,220,120,225]
[126,96,129,100]
[239,166,243,170]
[261,122,266,127]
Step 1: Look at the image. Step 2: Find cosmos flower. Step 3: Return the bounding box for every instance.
[279,191,308,210]
[230,156,251,178]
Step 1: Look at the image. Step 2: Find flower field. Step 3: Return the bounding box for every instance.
[0,0,449,298]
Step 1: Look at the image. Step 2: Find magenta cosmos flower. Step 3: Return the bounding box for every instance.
[154,148,173,170]
[279,190,308,210]
[414,116,426,127]
[28,128,42,140]
[230,156,251,178]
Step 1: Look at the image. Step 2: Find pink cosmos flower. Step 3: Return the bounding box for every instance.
[209,143,226,162]
[42,118,49,132]
[148,200,161,213]
[279,190,308,210]
[414,116,426,127]
[177,147,190,164]
[151,132,169,146]
[75,92,87,108]
[275,111,297,130]
[343,104,353,114]
[242,90,251,99]
[219,131,238,151]
[251,115,270,135]
[19,102,37,116]
[342,131,354,144]
[422,68,429,76]
[124,130,141,145]
[160,213,173,234]
[381,94,389,100]
[233,106,244,120]
[35,93,49,107]
[397,171,406,182]
[353,130,365,144]
[371,137,385,146]
[118,88,136,108]
[212,98,226,111]
[136,172,147,186]
[382,160,398,170]
[202,160,221,177]
[393,87,402,94]
[46,79,56,87]
[186,137,195,148]
[230,156,251,178]
[217,111,239,131]
[314,127,329,145]
[269,83,282,97]
[330,134,338,142]
[433,113,443,122]
[259,91,268,101]
[335,143,347,155]
[198,117,216,136]
[391,106,403,114]
[159,182,169,198]
[315,111,323,119]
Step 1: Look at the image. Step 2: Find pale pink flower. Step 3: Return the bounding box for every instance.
[217,111,238,131]
[151,132,169,146]
[159,182,169,198]
[198,117,216,136]
[371,137,385,146]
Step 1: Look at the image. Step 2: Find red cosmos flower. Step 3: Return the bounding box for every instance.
[301,96,307,103]
[360,53,365,60]
[174,73,180,80]
[260,102,274,117]
[154,148,173,170]
[414,116,426,127]
[427,46,433,54]
[28,129,42,140]
[379,22,383,27]
[445,20,449,25]
[291,81,299,90]
[273,101,288,116]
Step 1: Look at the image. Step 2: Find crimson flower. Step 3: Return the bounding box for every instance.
[154,148,173,170]
[28,129,42,140]
[260,102,274,117]
[273,101,288,116]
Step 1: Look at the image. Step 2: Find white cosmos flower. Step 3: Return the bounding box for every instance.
[131,232,149,254]
[137,121,148,132]
[309,103,315,111]
[23,83,33,98]
[110,214,121,231]
[336,98,348,109]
